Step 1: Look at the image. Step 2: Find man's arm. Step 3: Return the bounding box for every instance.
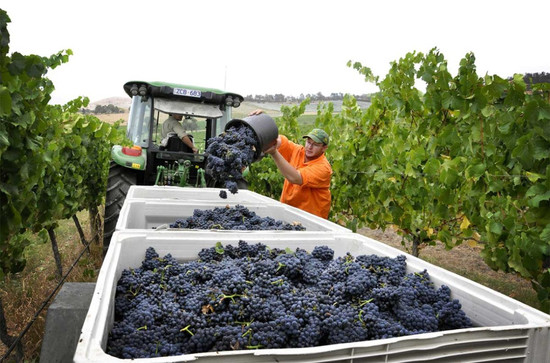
[250,110,301,183]
[265,137,303,185]
[271,151,303,185]
[170,122,198,153]
[181,135,198,153]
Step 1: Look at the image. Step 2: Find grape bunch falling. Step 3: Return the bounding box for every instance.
[107,241,473,359]
[169,204,306,231]
[205,124,258,195]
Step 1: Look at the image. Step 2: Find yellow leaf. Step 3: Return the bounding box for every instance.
[466,239,477,248]
[460,216,470,230]
[388,177,397,183]
[525,171,543,183]
[426,227,434,236]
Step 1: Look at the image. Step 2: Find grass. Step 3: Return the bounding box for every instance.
[0,211,103,362]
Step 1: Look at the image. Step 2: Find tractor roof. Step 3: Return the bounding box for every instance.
[123,81,243,107]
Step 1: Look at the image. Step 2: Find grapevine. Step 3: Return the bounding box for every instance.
[0,11,125,276]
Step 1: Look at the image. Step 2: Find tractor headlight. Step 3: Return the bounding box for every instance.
[130,84,138,96]
[225,96,233,107]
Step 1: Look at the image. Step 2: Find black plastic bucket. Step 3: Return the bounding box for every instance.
[225,113,279,161]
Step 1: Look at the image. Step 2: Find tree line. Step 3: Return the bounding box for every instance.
[521,72,550,89]
[244,92,372,103]
[245,72,549,104]
[80,104,126,114]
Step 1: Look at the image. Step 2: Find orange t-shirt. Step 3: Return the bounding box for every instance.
[277,135,332,218]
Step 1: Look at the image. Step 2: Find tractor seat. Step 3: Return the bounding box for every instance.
[163,134,194,153]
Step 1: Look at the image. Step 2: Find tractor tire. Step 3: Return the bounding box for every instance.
[103,161,137,254]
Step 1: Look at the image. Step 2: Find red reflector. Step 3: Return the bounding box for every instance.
[122,146,142,156]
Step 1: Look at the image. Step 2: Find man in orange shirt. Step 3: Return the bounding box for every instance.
[252,111,332,218]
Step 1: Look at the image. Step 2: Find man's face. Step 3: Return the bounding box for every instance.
[173,114,183,120]
[304,137,327,160]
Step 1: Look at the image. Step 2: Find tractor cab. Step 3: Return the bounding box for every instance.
[103,81,244,251]
[111,81,243,187]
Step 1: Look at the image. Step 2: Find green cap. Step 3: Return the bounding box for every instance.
[303,128,329,145]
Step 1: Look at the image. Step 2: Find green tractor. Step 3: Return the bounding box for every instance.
[103,81,244,251]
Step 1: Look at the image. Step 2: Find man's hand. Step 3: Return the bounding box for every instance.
[264,136,281,155]
[191,146,199,154]
[249,109,264,116]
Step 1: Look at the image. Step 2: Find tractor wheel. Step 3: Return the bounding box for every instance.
[103,161,137,254]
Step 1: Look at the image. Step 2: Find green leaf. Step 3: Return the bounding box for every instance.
[439,168,458,187]
[488,180,504,193]
[215,242,224,255]
[481,106,494,117]
[512,136,534,169]
[497,113,515,134]
[26,57,46,78]
[8,52,26,74]
[528,190,550,208]
[423,158,440,177]
[0,86,12,116]
[489,222,503,235]
[532,138,550,160]
[0,129,10,148]
[540,224,550,241]
[466,163,486,179]
[526,184,545,197]
[524,101,540,124]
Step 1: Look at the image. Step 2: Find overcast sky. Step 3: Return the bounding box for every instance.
[2,0,549,105]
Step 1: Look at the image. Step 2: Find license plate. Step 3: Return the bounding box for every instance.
[173,88,201,98]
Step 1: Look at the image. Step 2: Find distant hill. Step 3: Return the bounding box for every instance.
[233,100,371,118]
[87,97,130,110]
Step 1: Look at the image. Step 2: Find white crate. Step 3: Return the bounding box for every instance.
[126,186,280,205]
[75,231,550,363]
[115,199,351,233]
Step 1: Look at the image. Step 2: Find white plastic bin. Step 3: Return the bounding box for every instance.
[115,199,351,233]
[74,231,550,363]
[126,186,280,205]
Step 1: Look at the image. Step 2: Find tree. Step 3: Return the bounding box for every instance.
[522,72,550,92]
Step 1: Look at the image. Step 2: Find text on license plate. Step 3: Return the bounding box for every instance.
[173,88,201,98]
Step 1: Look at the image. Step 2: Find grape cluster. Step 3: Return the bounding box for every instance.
[107,242,473,359]
[205,125,258,194]
[168,204,306,231]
